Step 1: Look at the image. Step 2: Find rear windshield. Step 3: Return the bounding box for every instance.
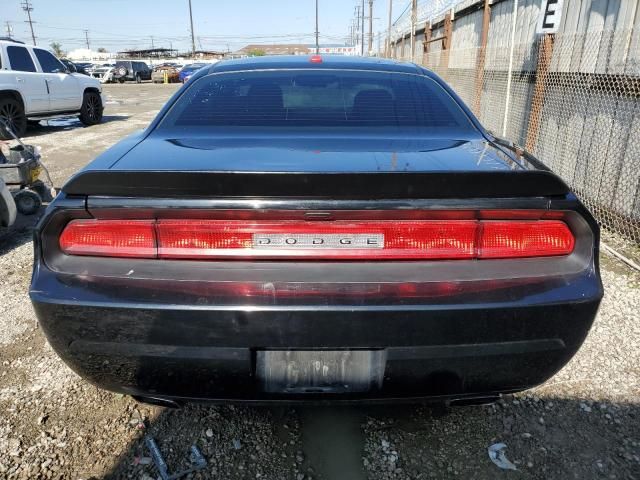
[159,70,475,131]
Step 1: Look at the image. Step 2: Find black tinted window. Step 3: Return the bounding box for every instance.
[7,46,36,72]
[34,49,65,73]
[161,70,473,130]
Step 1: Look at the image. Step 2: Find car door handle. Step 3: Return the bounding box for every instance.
[16,77,24,83]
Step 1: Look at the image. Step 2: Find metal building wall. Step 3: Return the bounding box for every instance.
[391,0,640,242]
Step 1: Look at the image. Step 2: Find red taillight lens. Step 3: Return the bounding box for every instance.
[58,218,575,260]
[59,220,156,258]
[156,220,478,259]
[480,221,575,259]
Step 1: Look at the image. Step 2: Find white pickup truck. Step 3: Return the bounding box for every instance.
[0,38,105,139]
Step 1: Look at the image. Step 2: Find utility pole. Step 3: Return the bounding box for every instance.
[355,6,360,50]
[5,21,13,39]
[410,0,417,62]
[188,0,196,57]
[361,0,365,55]
[386,0,392,57]
[150,36,155,49]
[315,0,319,54]
[368,0,373,55]
[84,29,90,50]
[21,1,36,45]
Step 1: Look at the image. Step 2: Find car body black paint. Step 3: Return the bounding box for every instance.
[30,56,603,403]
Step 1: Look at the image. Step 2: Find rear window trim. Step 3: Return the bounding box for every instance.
[155,68,481,133]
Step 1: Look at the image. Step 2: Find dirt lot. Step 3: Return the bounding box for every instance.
[0,83,638,480]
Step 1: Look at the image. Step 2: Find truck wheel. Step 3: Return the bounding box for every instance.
[14,189,41,215]
[79,91,103,126]
[0,96,27,140]
[32,180,54,203]
[118,78,125,84]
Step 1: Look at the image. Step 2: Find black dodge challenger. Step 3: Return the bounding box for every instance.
[30,55,603,406]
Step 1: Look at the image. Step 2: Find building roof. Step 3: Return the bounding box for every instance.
[118,48,176,57]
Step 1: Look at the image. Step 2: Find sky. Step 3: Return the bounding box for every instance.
[1,0,403,54]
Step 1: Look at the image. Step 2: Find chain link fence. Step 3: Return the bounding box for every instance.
[401,28,640,244]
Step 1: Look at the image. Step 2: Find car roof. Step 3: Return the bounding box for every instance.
[0,38,26,45]
[0,39,49,49]
[207,55,422,75]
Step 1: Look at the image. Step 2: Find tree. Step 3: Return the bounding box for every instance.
[97,47,107,53]
[50,42,65,57]
[247,48,266,57]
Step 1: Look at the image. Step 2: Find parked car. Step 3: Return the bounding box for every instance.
[60,59,77,73]
[90,66,115,84]
[155,62,180,70]
[30,55,603,405]
[178,63,208,83]
[151,65,179,83]
[0,38,105,139]
[112,60,152,83]
[73,62,93,76]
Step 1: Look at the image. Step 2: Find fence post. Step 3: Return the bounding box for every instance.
[422,21,432,65]
[473,0,491,115]
[440,10,453,69]
[525,33,555,152]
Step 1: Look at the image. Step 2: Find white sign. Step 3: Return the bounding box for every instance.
[536,0,564,34]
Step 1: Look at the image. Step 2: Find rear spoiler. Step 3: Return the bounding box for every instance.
[62,170,570,199]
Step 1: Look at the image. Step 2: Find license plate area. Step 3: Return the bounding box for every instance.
[257,350,387,394]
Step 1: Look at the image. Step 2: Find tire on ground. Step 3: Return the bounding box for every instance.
[0,95,27,140]
[78,91,103,126]
[14,189,41,215]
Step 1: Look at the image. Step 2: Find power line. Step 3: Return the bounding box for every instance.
[21,0,36,45]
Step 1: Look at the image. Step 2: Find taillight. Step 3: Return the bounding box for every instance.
[480,221,574,259]
[58,218,574,260]
[59,220,156,258]
[155,220,478,260]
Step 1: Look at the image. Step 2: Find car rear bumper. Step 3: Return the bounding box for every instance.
[30,195,603,403]
[31,275,601,403]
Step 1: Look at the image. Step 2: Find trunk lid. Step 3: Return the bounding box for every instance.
[63,135,569,198]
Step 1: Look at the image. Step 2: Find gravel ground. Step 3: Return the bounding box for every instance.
[0,84,638,480]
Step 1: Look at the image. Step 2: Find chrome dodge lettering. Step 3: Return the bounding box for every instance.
[252,233,384,249]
